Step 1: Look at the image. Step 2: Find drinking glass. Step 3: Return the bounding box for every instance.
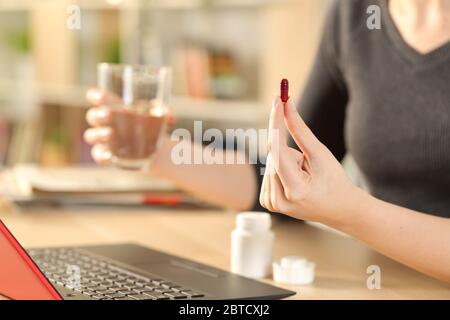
[97,63,171,170]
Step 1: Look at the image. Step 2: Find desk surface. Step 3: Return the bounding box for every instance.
[0,206,449,300]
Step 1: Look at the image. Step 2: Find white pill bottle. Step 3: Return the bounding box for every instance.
[231,212,274,279]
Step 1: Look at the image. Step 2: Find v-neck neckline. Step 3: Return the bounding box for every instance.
[381,0,450,66]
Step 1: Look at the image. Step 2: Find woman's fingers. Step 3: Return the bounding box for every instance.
[267,96,288,176]
[91,143,112,164]
[276,148,305,189]
[269,172,287,213]
[267,96,307,189]
[268,96,288,149]
[284,99,322,156]
[86,88,105,106]
[86,88,122,106]
[262,154,290,213]
[85,88,121,165]
[260,175,272,211]
[259,156,269,207]
[268,96,287,154]
[264,156,274,212]
[283,148,311,202]
[260,150,310,211]
[259,173,268,208]
[86,106,111,127]
[84,127,112,145]
[260,154,275,211]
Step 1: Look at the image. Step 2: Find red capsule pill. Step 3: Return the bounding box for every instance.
[280,79,289,103]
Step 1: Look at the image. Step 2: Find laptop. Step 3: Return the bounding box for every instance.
[0,219,295,300]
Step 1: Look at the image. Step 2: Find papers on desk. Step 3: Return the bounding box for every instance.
[0,164,211,209]
[10,164,176,195]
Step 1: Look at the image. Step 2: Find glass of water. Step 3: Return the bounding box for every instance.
[97,63,171,170]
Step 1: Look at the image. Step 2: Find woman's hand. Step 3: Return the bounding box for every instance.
[260,99,450,284]
[83,88,118,164]
[259,96,362,226]
[83,88,174,165]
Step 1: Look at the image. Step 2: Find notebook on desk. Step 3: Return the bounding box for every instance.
[0,165,211,209]
[11,164,177,195]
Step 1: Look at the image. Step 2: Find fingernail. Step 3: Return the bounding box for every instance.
[83,129,94,142]
[96,107,110,120]
[87,89,102,103]
[98,127,111,139]
[100,149,112,162]
[93,145,112,162]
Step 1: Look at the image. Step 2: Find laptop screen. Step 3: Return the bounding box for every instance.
[0,219,62,300]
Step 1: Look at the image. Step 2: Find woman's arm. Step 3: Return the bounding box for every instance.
[260,96,450,283]
[337,191,450,283]
[84,89,258,211]
[150,136,258,211]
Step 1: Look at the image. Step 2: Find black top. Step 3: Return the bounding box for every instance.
[253,0,450,217]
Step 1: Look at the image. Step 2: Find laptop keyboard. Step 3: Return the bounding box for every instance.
[28,248,205,300]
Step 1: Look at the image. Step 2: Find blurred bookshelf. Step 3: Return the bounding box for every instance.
[0,0,328,166]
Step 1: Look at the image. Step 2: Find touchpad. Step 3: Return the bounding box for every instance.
[136,260,225,289]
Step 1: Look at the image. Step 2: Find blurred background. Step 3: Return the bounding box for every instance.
[0,0,330,168]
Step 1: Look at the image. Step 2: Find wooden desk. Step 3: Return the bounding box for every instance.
[0,206,449,299]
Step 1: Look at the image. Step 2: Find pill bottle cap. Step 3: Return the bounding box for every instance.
[236,212,271,233]
[273,256,315,285]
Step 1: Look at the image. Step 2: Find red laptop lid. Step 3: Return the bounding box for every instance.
[0,219,62,300]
